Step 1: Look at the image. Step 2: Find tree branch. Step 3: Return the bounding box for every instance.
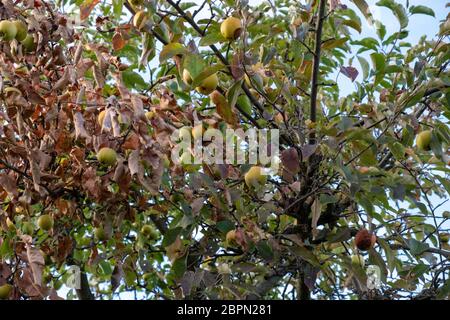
[309,0,327,144]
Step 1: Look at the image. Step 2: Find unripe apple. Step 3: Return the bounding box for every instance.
[439,233,449,243]
[0,20,17,41]
[182,69,193,85]
[351,254,365,268]
[225,229,237,246]
[98,110,106,126]
[141,224,158,240]
[94,226,108,241]
[97,147,117,166]
[192,124,204,141]
[22,221,34,235]
[37,214,53,231]
[133,10,149,30]
[416,130,432,151]
[244,166,267,188]
[21,34,36,52]
[355,229,377,251]
[220,16,242,40]
[443,211,450,219]
[195,73,218,95]
[12,20,27,41]
[0,284,13,300]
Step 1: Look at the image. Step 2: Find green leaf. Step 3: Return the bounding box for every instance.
[256,241,274,261]
[182,53,207,80]
[199,32,226,46]
[408,238,429,256]
[409,5,435,17]
[357,56,370,79]
[378,239,396,273]
[351,0,373,23]
[162,227,182,247]
[191,64,224,88]
[122,70,147,90]
[389,141,405,160]
[171,255,187,279]
[376,0,408,29]
[322,37,348,50]
[289,245,321,268]
[437,278,450,299]
[342,20,361,34]
[98,260,113,276]
[226,79,242,110]
[159,43,187,62]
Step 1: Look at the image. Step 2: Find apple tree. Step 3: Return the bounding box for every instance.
[0,0,449,300]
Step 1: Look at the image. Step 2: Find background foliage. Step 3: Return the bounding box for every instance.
[0,0,449,300]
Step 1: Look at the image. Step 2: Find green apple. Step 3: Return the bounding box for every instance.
[37,214,54,231]
[195,73,218,95]
[12,20,27,41]
[0,284,13,300]
[97,147,117,166]
[141,224,158,240]
[21,34,36,52]
[0,20,17,41]
[416,130,432,151]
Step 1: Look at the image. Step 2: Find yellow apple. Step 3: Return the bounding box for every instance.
[0,20,17,41]
[98,110,106,126]
[225,229,237,246]
[12,20,27,41]
[244,166,267,188]
[220,16,242,40]
[416,130,432,151]
[97,147,117,166]
[37,214,54,231]
[182,69,193,85]
[0,284,13,300]
[195,73,218,95]
[133,10,149,30]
